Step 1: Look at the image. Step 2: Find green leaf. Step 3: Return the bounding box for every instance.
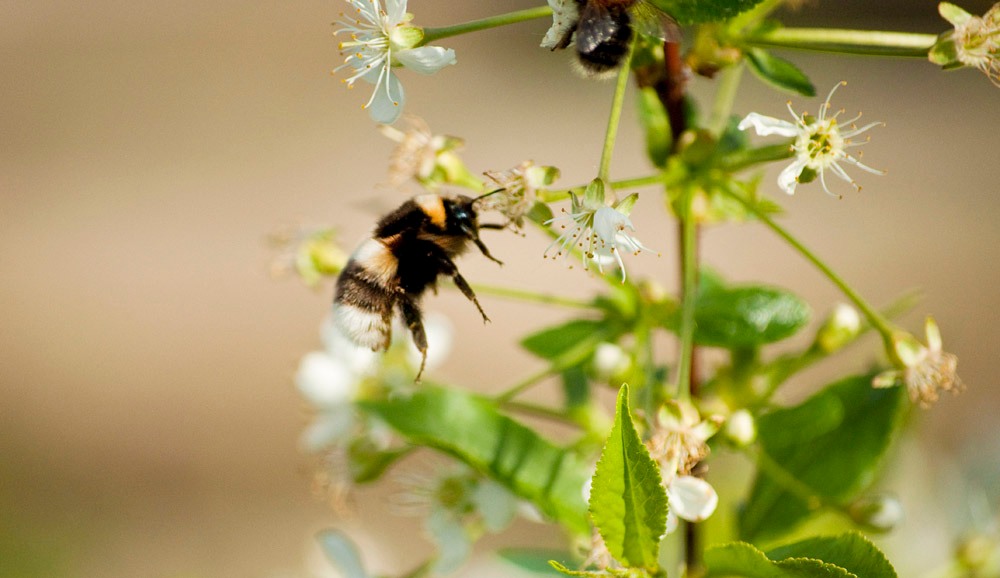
[768,532,897,578]
[589,385,667,571]
[637,87,672,168]
[739,375,908,543]
[694,284,811,348]
[649,0,766,24]
[359,386,590,535]
[704,541,855,578]
[522,319,608,361]
[317,530,369,578]
[499,549,576,576]
[745,48,816,97]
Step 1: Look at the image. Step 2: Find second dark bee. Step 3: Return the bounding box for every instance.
[333,193,503,381]
[553,0,670,75]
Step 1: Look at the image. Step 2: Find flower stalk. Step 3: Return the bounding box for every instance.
[742,27,937,57]
[420,6,553,44]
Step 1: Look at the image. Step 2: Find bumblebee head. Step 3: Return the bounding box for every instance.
[449,192,504,266]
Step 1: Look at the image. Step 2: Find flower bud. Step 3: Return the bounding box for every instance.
[814,303,861,353]
[591,342,631,381]
[723,409,757,447]
[847,494,904,532]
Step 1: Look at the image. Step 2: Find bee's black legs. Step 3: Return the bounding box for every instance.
[478,223,507,230]
[398,293,428,382]
[452,271,490,324]
[472,237,503,266]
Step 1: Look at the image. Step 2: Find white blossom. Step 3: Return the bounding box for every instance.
[544,182,652,282]
[334,0,456,123]
[664,475,719,534]
[739,82,884,197]
[540,0,580,49]
[938,2,1000,86]
[873,317,964,408]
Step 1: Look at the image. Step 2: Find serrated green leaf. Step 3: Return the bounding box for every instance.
[768,532,897,578]
[649,0,766,24]
[498,549,575,576]
[522,319,608,361]
[739,375,908,543]
[745,48,816,97]
[590,385,667,571]
[317,530,369,578]
[637,87,672,168]
[549,561,650,577]
[359,386,590,535]
[752,391,843,450]
[704,541,855,578]
[694,284,811,348]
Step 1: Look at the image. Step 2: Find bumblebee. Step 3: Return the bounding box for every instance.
[553,0,672,75]
[333,192,503,381]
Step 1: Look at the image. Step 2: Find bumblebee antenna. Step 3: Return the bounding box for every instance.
[472,189,505,205]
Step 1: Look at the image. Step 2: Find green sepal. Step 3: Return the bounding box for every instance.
[614,193,640,217]
[739,375,908,543]
[938,2,972,26]
[359,386,591,535]
[745,48,816,97]
[585,178,607,207]
[589,385,667,572]
[648,0,766,25]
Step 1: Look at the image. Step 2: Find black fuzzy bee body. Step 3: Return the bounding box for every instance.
[574,0,634,74]
[333,193,501,380]
[553,0,671,75]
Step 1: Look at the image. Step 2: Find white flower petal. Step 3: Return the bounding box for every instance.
[395,46,457,74]
[301,407,355,451]
[426,510,471,575]
[666,476,718,522]
[541,0,580,49]
[777,157,808,195]
[296,351,357,407]
[366,70,405,124]
[384,0,407,25]
[472,481,518,532]
[738,112,799,137]
[664,511,679,535]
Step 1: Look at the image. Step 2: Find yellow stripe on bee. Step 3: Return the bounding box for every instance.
[414,194,447,229]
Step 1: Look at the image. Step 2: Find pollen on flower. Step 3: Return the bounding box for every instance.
[739,81,885,197]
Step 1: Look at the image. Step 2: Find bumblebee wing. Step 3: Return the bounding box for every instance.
[576,1,620,54]
[631,1,680,43]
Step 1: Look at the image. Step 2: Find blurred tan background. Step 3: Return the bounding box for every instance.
[2,1,999,577]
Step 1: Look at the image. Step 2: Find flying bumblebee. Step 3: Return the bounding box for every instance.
[551,0,675,75]
[333,192,504,381]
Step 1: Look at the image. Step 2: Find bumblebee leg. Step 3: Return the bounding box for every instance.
[452,270,490,324]
[478,223,507,230]
[398,293,428,382]
[433,252,491,324]
[472,237,503,266]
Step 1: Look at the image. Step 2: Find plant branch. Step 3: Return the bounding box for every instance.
[420,6,552,44]
[742,27,937,57]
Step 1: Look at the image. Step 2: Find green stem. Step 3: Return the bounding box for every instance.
[707,63,745,138]
[501,400,577,425]
[742,27,937,57]
[469,282,596,309]
[494,366,556,403]
[420,6,552,44]
[718,143,795,172]
[598,41,635,185]
[720,186,896,339]
[675,191,698,402]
